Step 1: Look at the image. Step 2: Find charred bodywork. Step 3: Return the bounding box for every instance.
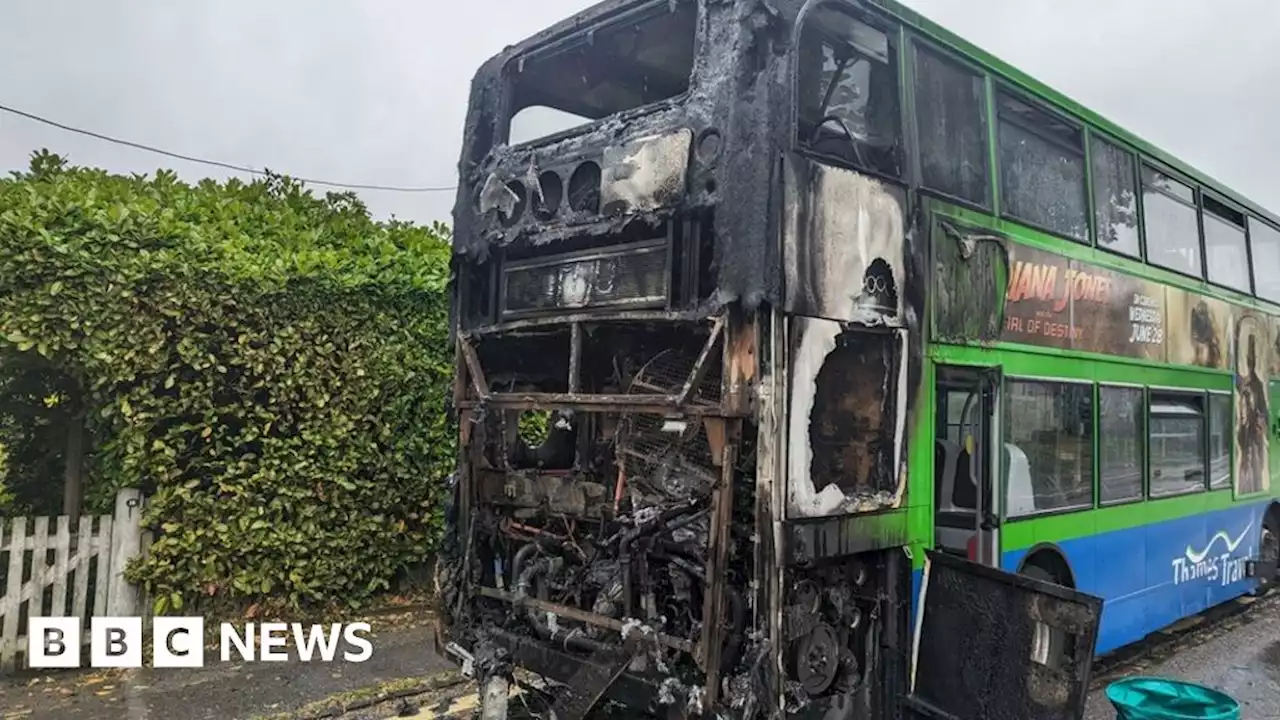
[439,0,971,718]
[441,1,786,713]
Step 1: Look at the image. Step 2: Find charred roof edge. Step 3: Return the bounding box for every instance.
[475,0,693,75]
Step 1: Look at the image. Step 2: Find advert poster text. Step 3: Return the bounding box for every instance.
[1000,246,1168,360]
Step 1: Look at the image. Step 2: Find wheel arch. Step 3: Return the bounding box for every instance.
[1259,501,1280,585]
[1015,542,1077,589]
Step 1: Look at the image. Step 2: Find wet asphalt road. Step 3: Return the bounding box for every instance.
[1082,596,1280,720]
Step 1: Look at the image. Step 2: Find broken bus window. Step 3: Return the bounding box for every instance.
[1090,135,1141,258]
[506,0,698,146]
[914,43,990,207]
[795,2,902,178]
[997,90,1088,242]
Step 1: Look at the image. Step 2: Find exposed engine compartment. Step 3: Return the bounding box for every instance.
[434,288,915,719]
[435,310,761,716]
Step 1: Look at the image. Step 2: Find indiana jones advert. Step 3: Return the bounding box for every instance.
[1001,244,1172,361]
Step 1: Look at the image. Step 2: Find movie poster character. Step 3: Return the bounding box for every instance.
[1166,291,1231,370]
[1189,299,1225,369]
[1234,315,1270,496]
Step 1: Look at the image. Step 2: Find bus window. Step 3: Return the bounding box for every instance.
[1208,393,1232,490]
[939,389,978,508]
[796,3,902,177]
[996,92,1087,242]
[914,44,989,207]
[1003,379,1094,516]
[504,0,697,146]
[1098,385,1144,504]
[1090,136,1141,258]
[1141,167,1202,278]
[943,389,974,444]
[1202,196,1251,293]
[1248,217,1280,303]
[508,106,593,147]
[1148,393,1207,496]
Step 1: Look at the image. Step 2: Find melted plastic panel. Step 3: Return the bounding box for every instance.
[783,157,907,325]
[930,216,1010,344]
[781,157,910,520]
[907,552,1102,720]
[601,130,694,216]
[786,317,907,518]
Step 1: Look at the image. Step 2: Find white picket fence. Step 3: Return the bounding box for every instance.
[0,489,148,672]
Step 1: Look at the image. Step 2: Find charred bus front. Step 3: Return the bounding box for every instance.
[437,0,922,717]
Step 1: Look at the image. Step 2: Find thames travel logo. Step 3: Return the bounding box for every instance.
[28,618,373,668]
[1170,523,1253,587]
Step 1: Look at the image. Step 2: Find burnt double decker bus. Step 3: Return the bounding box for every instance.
[436,0,1104,717]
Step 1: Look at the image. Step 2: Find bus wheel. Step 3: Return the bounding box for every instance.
[1020,562,1069,669]
[1259,512,1279,591]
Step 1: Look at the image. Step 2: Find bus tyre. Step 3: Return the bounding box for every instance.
[1020,562,1069,669]
[1259,512,1279,592]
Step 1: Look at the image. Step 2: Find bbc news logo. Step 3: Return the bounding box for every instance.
[28,617,373,668]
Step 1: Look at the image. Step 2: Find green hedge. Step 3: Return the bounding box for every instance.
[0,151,455,612]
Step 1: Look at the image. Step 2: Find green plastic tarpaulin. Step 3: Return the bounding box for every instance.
[1106,677,1240,720]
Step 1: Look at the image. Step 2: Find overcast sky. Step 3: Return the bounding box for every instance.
[2,1,1276,227]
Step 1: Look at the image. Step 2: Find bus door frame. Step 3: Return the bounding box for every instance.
[935,363,1002,567]
[971,364,1002,567]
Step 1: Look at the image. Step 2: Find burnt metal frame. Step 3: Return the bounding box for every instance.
[496,236,674,320]
[490,628,664,708]
[448,1,855,715]
[779,4,934,680]
[677,214,713,307]
[499,0,699,147]
[790,0,908,187]
[458,258,500,329]
[907,549,1103,720]
[467,309,709,336]
[452,308,756,709]
[477,586,695,653]
[453,313,730,415]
